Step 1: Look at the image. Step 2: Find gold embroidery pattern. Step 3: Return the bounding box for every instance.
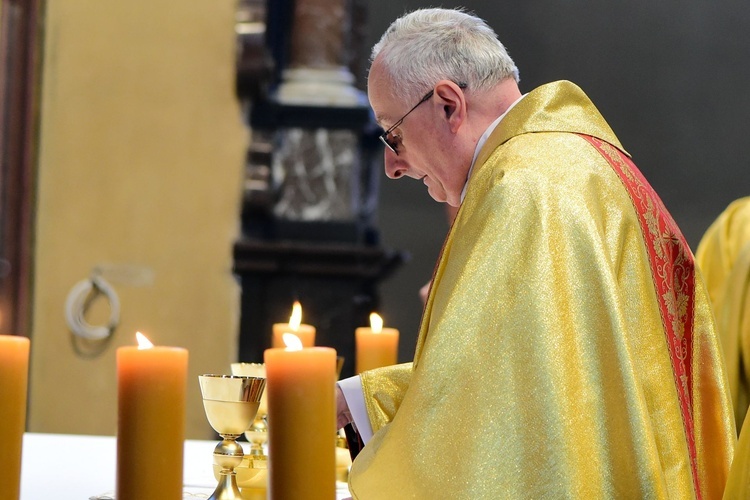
[581,135,700,499]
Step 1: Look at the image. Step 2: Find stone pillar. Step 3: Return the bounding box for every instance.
[275,0,364,106]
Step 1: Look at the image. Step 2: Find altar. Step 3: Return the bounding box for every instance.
[19,433,352,499]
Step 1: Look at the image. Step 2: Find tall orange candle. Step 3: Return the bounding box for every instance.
[0,335,30,500]
[116,332,188,500]
[272,300,316,347]
[265,334,336,500]
[355,312,399,373]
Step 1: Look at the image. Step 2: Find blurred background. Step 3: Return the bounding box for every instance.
[2,0,749,438]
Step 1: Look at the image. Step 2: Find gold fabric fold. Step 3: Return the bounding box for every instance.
[360,362,413,434]
[720,245,750,499]
[696,197,750,309]
[349,81,734,499]
[696,197,750,432]
[725,406,750,498]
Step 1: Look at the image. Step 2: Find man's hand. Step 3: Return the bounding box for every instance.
[419,281,431,305]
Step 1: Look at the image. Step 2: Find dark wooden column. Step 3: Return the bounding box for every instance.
[0,0,43,337]
[231,0,400,379]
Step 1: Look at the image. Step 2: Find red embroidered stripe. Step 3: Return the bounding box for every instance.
[579,134,699,498]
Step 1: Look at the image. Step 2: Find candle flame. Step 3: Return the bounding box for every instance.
[370,312,383,334]
[289,301,302,331]
[283,333,303,351]
[135,331,154,349]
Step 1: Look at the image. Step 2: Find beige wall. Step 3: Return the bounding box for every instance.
[29,0,247,439]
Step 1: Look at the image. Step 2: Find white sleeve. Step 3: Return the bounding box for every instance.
[337,376,374,445]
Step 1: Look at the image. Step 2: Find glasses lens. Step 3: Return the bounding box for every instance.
[379,131,398,154]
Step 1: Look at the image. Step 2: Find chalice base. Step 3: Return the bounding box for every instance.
[208,470,243,500]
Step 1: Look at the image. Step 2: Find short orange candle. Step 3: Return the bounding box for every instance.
[0,335,30,500]
[116,332,188,500]
[355,312,399,373]
[265,334,336,500]
[272,300,316,348]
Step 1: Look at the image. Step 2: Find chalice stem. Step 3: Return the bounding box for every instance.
[208,470,243,500]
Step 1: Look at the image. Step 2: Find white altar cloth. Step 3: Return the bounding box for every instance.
[20,433,351,499]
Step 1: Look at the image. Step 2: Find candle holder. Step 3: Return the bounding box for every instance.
[199,374,266,500]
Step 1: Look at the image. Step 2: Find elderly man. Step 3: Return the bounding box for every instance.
[337,7,734,498]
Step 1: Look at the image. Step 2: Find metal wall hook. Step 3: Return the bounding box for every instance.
[64,274,121,340]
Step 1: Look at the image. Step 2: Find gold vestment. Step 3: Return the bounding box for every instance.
[696,196,750,431]
[349,81,735,499]
[695,197,750,498]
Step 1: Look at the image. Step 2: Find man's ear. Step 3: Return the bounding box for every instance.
[434,80,466,133]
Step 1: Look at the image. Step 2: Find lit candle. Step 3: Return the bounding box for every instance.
[355,312,399,374]
[272,301,316,348]
[264,333,336,499]
[116,332,188,500]
[0,335,30,500]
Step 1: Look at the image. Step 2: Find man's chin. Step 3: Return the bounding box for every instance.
[427,188,448,204]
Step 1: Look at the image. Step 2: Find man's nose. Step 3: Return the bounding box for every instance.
[384,151,406,179]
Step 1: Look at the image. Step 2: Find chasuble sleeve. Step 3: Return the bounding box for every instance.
[359,362,412,434]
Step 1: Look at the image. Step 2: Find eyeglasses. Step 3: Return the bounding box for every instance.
[378,82,467,155]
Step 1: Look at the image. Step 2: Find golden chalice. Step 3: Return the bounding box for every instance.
[230,363,268,455]
[228,363,269,499]
[199,374,265,500]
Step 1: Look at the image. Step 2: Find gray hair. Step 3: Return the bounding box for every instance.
[371,8,520,103]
